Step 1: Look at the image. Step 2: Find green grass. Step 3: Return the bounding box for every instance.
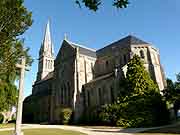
[0,123,14,129]
[0,128,87,135]
[135,123,180,135]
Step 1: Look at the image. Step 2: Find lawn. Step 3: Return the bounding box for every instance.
[0,123,14,129]
[0,128,87,135]
[135,123,180,135]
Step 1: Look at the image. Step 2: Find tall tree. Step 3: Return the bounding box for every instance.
[162,78,176,104]
[0,0,32,112]
[163,74,180,118]
[0,0,32,45]
[75,0,129,11]
[126,55,159,95]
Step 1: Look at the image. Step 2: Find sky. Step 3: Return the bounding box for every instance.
[22,0,180,97]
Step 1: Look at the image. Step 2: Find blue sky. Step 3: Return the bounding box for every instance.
[22,0,180,97]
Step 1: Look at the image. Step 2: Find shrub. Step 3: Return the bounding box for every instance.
[98,91,169,128]
[60,108,72,125]
[97,56,170,127]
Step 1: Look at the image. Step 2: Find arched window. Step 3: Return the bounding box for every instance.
[140,50,145,59]
[47,60,49,69]
[98,88,102,105]
[49,60,52,69]
[119,57,122,65]
[64,83,67,104]
[45,59,48,69]
[123,54,127,64]
[61,86,63,104]
[49,60,51,69]
[110,86,114,102]
[87,91,90,106]
[105,61,109,68]
[67,82,71,105]
[50,60,52,68]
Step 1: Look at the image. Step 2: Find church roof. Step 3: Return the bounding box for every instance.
[97,35,149,54]
[120,35,149,45]
[65,39,97,58]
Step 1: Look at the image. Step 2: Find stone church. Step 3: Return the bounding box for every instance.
[23,21,166,123]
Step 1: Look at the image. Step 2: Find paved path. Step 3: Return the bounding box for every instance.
[0,123,179,135]
[0,124,134,135]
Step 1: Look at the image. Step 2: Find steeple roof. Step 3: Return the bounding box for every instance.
[39,20,54,56]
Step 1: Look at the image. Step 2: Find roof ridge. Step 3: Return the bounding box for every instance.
[65,39,96,52]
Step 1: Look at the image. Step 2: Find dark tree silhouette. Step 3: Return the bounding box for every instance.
[75,0,129,11]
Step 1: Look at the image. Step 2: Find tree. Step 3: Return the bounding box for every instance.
[99,55,169,127]
[0,81,17,112]
[0,0,33,112]
[0,0,32,45]
[75,0,129,11]
[163,74,180,119]
[0,0,32,78]
[125,55,159,95]
[162,78,177,105]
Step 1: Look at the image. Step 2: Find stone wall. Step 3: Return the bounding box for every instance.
[130,45,166,90]
[51,41,77,122]
[23,78,52,123]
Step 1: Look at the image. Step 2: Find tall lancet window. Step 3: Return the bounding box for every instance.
[140,50,145,59]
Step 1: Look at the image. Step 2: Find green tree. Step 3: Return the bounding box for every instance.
[125,55,159,95]
[0,0,32,112]
[162,78,176,105]
[0,0,32,45]
[99,55,169,127]
[75,0,129,11]
[163,74,180,118]
[0,81,17,112]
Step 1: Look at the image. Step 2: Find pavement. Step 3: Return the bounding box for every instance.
[0,123,179,135]
[0,124,133,135]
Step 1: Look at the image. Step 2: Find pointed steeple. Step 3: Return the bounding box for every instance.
[40,19,54,57]
[37,20,54,81]
[44,20,51,45]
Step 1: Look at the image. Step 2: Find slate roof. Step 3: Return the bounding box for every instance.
[62,35,148,58]
[97,35,149,53]
[121,35,149,45]
[66,40,97,58]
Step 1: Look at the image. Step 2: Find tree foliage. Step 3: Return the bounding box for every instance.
[0,0,32,44]
[0,0,32,81]
[163,75,180,118]
[75,0,129,11]
[0,0,32,111]
[0,80,17,112]
[98,55,169,127]
[125,55,159,95]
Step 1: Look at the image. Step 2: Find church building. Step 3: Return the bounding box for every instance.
[23,21,166,123]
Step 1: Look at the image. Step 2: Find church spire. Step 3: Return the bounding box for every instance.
[40,19,54,57]
[37,20,54,81]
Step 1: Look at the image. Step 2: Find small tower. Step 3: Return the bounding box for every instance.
[37,20,54,81]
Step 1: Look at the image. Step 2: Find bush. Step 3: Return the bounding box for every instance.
[60,108,72,125]
[97,56,170,127]
[0,113,4,124]
[98,92,169,128]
